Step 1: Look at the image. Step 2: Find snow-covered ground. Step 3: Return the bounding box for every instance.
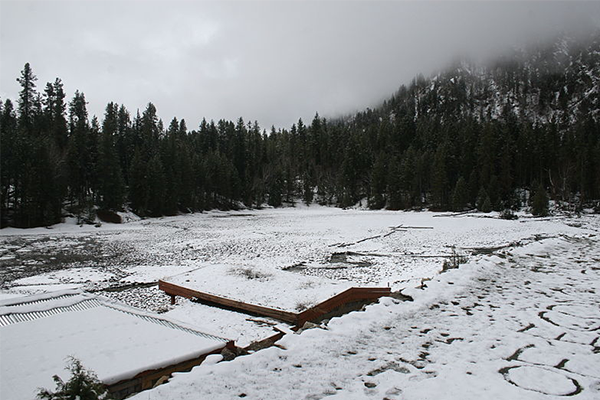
[1,206,599,398]
[133,220,600,400]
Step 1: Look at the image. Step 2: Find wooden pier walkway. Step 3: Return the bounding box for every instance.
[159,280,391,328]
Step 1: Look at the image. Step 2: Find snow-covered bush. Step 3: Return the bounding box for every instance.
[37,357,112,400]
[499,209,518,220]
[231,267,272,281]
[442,248,468,271]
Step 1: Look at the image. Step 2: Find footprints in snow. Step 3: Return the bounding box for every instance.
[499,242,600,397]
[499,365,583,397]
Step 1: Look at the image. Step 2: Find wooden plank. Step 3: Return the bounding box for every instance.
[296,287,391,326]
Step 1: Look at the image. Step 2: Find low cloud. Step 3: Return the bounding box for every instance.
[1,1,598,129]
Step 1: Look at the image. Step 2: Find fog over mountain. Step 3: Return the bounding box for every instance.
[1,1,599,129]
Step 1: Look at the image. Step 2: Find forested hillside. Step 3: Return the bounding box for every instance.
[1,31,599,228]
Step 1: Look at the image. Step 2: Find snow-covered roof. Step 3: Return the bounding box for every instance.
[0,289,230,400]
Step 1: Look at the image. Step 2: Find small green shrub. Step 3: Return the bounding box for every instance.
[37,357,112,400]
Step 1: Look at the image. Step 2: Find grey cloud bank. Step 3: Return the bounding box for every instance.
[1,1,599,129]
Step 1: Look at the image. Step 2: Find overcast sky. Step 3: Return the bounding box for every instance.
[1,1,599,130]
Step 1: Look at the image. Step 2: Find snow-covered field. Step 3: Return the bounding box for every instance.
[1,206,599,398]
[134,232,600,400]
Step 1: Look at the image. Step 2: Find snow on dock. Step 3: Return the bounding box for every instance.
[0,290,233,400]
[159,264,391,326]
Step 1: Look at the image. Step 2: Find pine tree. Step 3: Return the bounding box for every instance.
[309,113,324,166]
[178,142,194,212]
[203,151,220,207]
[16,63,37,130]
[468,170,479,207]
[162,118,180,215]
[0,100,18,226]
[233,117,248,203]
[145,154,166,216]
[487,175,500,211]
[302,168,314,206]
[27,138,63,226]
[339,134,363,207]
[476,123,495,189]
[67,91,93,208]
[386,156,403,210]
[140,102,160,156]
[12,64,41,226]
[476,187,489,212]
[128,150,147,215]
[481,195,493,213]
[498,137,514,203]
[11,64,65,227]
[400,147,419,208]
[115,105,133,177]
[191,153,206,210]
[43,78,68,149]
[369,153,387,209]
[97,103,125,211]
[531,183,549,217]
[431,146,449,210]
[267,167,283,207]
[451,176,469,211]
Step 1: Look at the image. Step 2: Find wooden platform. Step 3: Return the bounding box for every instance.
[159,280,391,327]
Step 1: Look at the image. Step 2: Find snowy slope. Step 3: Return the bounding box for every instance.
[398,31,600,125]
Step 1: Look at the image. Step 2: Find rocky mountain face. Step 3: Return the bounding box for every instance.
[331,30,600,211]
[375,30,600,127]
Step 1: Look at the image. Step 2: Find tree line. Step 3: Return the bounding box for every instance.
[1,38,599,228]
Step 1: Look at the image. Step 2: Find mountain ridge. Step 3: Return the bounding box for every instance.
[348,29,600,128]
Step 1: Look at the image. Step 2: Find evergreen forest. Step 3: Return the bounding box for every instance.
[1,31,599,228]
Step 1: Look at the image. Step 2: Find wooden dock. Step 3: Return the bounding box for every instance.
[296,286,392,327]
[158,280,391,327]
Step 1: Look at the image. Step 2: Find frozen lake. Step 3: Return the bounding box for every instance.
[1,206,599,383]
